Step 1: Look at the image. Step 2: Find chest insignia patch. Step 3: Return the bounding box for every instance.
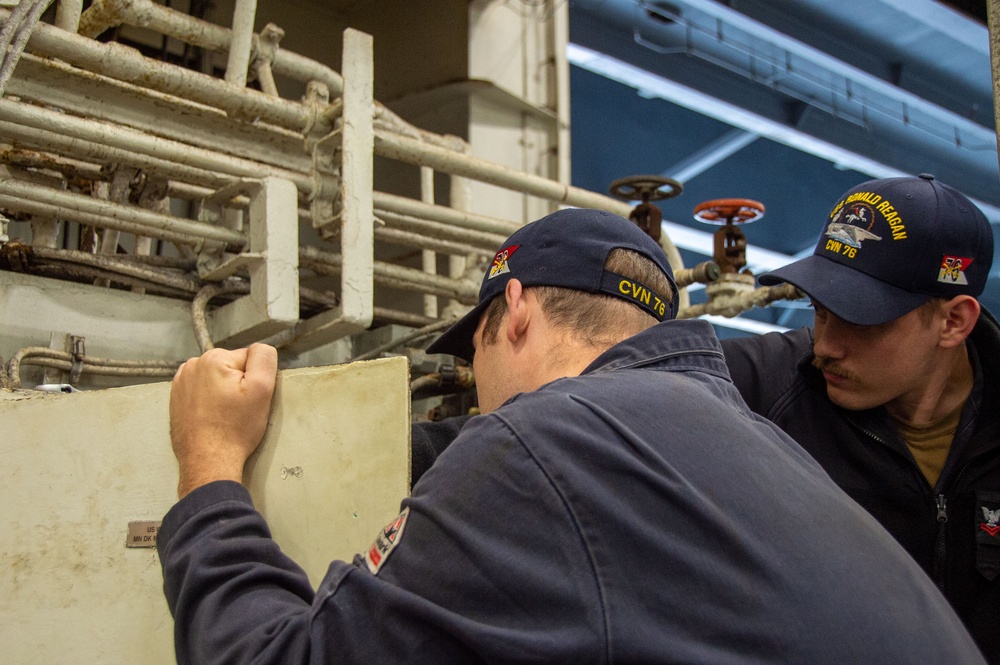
[981,506,1000,537]
[363,506,410,575]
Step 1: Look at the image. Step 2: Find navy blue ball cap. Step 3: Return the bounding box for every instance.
[759,174,993,326]
[426,208,678,362]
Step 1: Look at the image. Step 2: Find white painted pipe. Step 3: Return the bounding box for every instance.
[374,209,506,249]
[373,132,688,284]
[551,0,572,186]
[0,99,332,197]
[677,283,801,319]
[373,190,518,236]
[0,119,239,189]
[77,0,346,94]
[447,173,473,313]
[9,53,313,175]
[375,130,633,215]
[256,60,279,96]
[7,10,319,132]
[299,246,479,303]
[372,307,437,328]
[224,0,257,87]
[420,166,437,317]
[374,226,495,259]
[0,178,245,249]
[55,0,84,32]
[7,348,179,389]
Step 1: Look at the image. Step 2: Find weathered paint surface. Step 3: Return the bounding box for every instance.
[0,356,410,664]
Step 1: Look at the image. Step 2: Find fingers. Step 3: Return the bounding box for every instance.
[204,346,249,376]
[245,344,278,384]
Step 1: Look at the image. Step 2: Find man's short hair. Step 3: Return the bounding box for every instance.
[427,209,677,362]
[480,248,676,348]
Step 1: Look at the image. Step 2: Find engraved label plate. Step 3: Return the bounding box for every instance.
[126,521,162,548]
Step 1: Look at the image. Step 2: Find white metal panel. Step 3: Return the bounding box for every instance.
[0,356,410,664]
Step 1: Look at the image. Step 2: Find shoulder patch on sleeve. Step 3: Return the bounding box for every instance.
[363,506,410,575]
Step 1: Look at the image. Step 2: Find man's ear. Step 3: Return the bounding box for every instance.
[939,295,980,349]
[504,279,531,343]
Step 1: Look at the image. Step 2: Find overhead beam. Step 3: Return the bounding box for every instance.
[567,43,1000,222]
[664,0,995,151]
[878,0,989,55]
[662,128,759,184]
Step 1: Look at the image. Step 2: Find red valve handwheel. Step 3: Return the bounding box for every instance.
[693,198,765,225]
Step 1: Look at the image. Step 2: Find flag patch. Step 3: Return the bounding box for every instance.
[938,255,972,285]
[488,245,520,279]
[363,507,410,575]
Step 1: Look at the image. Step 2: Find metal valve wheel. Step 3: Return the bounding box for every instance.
[693,198,765,277]
[692,198,765,225]
[609,175,684,243]
[609,175,684,203]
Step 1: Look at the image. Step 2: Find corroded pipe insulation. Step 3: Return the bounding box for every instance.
[677,283,804,320]
[77,0,343,92]
[674,260,720,290]
[74,0,465,151]
[20,245,201,291]
[8,9,320,132]
[190,281,250,351]
[0,176,245,250]
[0,99,329,197]
[7,347,180,389]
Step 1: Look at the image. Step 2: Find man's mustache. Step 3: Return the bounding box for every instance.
[812,356,860,382]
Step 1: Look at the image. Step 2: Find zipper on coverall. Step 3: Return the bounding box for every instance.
[854,422,953,590]
[934,494,948,584]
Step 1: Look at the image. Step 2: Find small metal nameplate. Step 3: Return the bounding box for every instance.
[126,521,161,548]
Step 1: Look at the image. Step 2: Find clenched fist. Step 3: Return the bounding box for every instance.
[169,343,278,498]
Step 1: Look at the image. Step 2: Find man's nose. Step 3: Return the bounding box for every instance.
[813,321,847,360]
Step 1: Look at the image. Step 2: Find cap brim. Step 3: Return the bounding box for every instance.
[425,301,489,363]
[759,255,932,326]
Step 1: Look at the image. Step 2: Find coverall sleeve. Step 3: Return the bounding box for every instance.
[158,414,604,665]
[720,328,812,415]
[410,413,474,485]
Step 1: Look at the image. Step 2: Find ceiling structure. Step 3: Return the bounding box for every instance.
[565,0,999,335]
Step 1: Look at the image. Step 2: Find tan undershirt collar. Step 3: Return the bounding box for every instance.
[890,403,964,487]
